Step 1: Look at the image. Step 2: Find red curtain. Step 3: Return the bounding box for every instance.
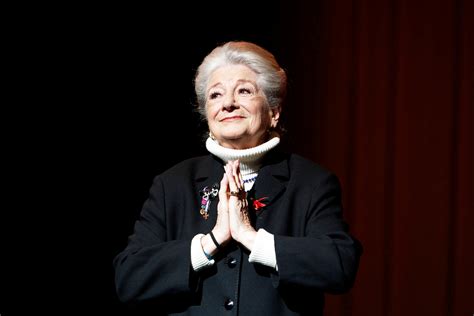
[282,1,473,315]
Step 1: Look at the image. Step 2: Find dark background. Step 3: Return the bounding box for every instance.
[2,1,472,315]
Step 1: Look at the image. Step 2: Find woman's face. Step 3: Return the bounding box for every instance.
[206,64,280,149]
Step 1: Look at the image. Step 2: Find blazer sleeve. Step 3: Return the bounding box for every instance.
[113,175,198,303]
[273,173,362,293]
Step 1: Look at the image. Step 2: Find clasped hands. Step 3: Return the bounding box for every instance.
[201,160,257,255]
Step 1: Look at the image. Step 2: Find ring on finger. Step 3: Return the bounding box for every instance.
[228,189,246,199]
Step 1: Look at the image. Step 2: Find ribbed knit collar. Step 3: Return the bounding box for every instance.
[205,135,280,176]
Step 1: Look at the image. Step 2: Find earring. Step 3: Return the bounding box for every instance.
[209,131,216,140]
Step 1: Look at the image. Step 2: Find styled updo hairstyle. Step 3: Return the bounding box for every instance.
[194,41,287,121]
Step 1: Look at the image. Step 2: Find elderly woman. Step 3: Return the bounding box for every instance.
[114,41,361,315]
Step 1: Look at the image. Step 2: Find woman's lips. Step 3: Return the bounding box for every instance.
[221,116,244,122]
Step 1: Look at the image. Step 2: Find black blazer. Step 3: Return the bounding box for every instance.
[114,151,361,315]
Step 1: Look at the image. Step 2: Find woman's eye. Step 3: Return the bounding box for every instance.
[209,92,221,99]
[238,88,252,95]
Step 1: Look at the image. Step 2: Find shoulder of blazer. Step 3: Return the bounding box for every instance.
[157,154,222,182]
[285,153,339,190]
[287,153,334,178]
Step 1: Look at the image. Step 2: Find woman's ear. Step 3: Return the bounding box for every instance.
[270,106,281,128]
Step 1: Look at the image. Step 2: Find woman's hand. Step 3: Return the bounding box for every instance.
[202,173,232,256]
[214,173,232,243]
[225,160,257,251]
[202,160,257,254]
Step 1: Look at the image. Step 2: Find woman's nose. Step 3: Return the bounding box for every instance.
[221,93,238,111]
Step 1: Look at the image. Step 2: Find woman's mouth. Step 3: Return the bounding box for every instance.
[221,116,244,122]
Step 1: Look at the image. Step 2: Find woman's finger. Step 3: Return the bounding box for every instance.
[238,170,244,190]
[229,160,243,192]
[234,160,244,191]
[225,164,238,192]
[230,161,239,191]
[218,172,229,202]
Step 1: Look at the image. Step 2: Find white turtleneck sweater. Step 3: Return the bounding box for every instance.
[205,135,280,190]
[191,136,280,272]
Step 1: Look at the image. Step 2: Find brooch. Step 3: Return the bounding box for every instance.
[252,197,268,212]
[199,183,219,219]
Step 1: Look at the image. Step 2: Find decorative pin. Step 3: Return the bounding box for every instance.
[199,183,219,220]
[252,197,268,212]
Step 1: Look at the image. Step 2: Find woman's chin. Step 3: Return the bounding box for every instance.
[218,131,247,141]
[217,137,248,148]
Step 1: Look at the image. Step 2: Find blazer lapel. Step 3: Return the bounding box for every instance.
[250,151,289,218]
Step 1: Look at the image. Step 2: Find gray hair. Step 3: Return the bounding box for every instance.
[194,41,287,118]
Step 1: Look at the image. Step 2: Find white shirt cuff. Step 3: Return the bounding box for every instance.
[248,228,278,270]
[190,233,215,271]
